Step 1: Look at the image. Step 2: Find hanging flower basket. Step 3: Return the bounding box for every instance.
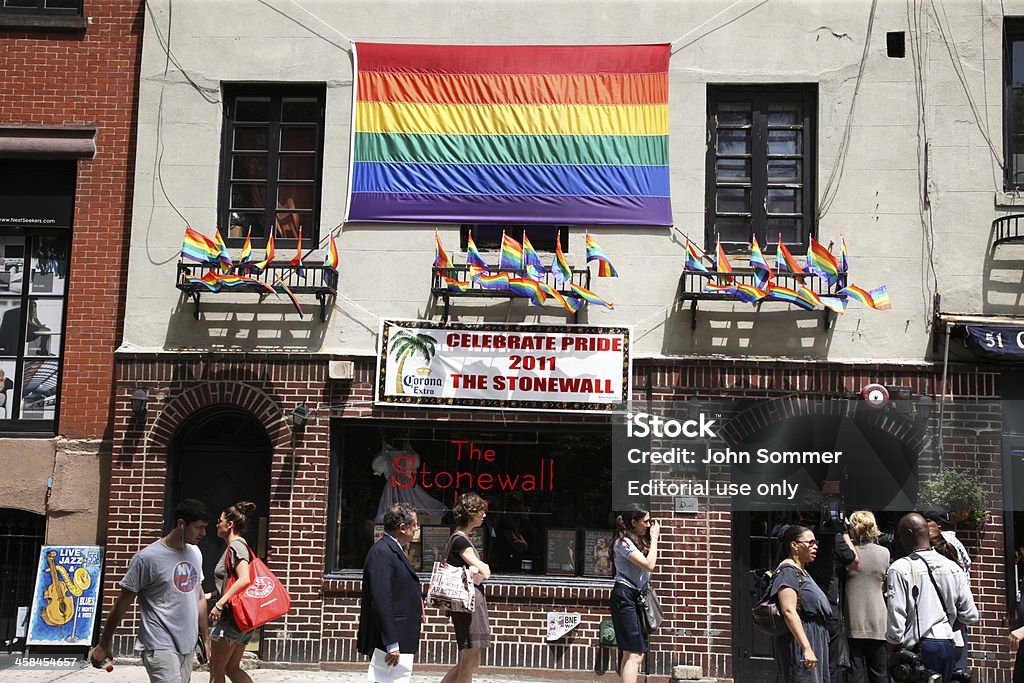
[919,469,990,529]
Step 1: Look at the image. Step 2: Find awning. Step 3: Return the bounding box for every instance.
[0,126,96,160]
[937,314,1024,358]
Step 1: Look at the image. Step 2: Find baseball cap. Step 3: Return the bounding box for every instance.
[920,505,950,524]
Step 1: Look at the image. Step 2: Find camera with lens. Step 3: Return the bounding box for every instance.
[890,648,941,683]
[818,498,847,534]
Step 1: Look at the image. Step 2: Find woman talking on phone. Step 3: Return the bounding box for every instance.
[208,500,257,683]
[609,505,661,683]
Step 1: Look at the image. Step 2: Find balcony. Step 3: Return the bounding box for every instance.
[176,261,338,322]
[431,265,591,323]
[679,269,847,330]
[993,214,1024,248]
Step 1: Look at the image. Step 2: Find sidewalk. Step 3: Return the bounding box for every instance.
[0,660,629,683]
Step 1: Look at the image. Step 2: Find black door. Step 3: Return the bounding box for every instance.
[732,509,783,682]
[169,407,272,596]
[0,509,45,652]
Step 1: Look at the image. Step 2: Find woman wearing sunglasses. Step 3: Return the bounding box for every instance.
[770,525,832,682]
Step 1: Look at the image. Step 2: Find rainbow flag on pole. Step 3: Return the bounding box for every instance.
[253,233,275,272]
[569,282,614,309]
[181,228,222,265]
[550,230,572,285]
[212,230,233,272]
[239,229,253,265]
[522,234,546,281]
[714,238,734,284]
[499,231,524,271]
[774,236,806,279]
[684,240,711,277]
[839,284,891,310]
[434,230,452,270]
[749,236,773,289]
[325,233,339,270]
[466,233,489,280]
[349,43,671,225]
[586,233,618,277]
[806,237,839,286]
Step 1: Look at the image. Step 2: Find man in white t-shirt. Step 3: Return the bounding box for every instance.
[91,499,211,683]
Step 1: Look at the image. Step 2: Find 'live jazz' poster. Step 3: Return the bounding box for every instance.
[27,546,103,645]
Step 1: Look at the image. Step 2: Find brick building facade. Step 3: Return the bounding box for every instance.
[0,0,141,651]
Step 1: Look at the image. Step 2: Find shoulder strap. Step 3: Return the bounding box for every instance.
[909,552,950,616]
[225,539,255,576]
[442,531,463,562]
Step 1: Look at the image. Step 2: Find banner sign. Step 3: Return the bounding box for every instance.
[27,545,103,645]
[376,320,630,412]
[960,324,1024,357]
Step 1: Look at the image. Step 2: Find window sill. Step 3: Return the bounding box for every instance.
[995,190,1024,208]
[324,571,613,595]
[0,14,87,32]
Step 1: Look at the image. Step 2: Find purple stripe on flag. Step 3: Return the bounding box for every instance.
[348,192,672,226]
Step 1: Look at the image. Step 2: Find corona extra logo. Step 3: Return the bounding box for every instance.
[245,576,275,599]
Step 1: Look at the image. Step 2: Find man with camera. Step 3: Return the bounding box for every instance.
[884,513,977,683]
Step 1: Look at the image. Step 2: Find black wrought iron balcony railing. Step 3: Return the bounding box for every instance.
[176,261,338,322]
[993,214,1024,248]
[430,265,591,323]
[679,269,848,330]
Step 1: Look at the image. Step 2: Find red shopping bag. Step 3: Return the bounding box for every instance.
[226,543,291,631]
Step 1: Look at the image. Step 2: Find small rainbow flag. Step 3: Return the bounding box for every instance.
[774,236,807,279]
[702,282,767,304]
[273,275,304,317]
[445,277,472,292]
[840,284,891,310]
[539,282,581,313]
[714,238,734,284]
[434,230,452,270]
[253,233,276,272]
[499,232,524,271]
[466,233,489,280]
[569,282,613,309]
[767,284,816,311]
[290,227,306,278]
[522,234,546,281]
[508,277,547,305]
[684,240,711,277]
[796,285,823,309]
[324,232,339,270]
[214,272,276,294]
[212,230,233,272]
[806,237,839,286]
[185,270,222,292]
[181,228,222,265]
[820,295,848,314]
[550,230,572,285]
[839,236,849,274]
[239,229,253,264]
[586,233,618,277]
[749,236,773,289]
[476,272,510,291]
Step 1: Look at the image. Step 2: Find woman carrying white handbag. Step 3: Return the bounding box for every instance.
[441,492,491,683]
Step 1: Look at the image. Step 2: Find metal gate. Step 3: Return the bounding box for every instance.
[0,509,45,652]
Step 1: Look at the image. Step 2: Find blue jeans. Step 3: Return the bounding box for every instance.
[919,637,955,683]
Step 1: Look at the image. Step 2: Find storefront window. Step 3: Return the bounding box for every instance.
[329,421,613,577]
[0,162,73,433]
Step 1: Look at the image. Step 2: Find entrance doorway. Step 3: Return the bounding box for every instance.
[168,406,272,608]
[0,508,45,653]
[730,411,918,681]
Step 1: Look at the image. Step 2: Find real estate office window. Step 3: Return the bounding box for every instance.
[218,85,326,248]
[0,162,73,433]
[705,86,817,253]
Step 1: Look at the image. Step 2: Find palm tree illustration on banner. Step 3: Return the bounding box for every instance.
[389,330,437,394]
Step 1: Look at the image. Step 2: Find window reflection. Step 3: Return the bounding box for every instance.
[19,359,58,420]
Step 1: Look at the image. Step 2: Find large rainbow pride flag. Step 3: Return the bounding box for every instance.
[348,43,671,225]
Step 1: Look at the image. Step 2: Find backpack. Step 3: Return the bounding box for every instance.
[751,565,788,636]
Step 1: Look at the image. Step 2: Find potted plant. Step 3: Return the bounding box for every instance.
[919,469,990,528]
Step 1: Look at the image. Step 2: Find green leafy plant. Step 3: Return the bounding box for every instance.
[919,469,990,529]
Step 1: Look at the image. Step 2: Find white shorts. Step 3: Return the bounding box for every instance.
[141,649,193,683]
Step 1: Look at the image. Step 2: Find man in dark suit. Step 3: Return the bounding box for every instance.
[358,502,422,668]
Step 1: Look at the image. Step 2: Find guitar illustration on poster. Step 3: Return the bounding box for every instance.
[27,545,103,645]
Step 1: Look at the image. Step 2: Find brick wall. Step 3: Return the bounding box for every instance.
[0,1,143,440]
[102,353,1014,680]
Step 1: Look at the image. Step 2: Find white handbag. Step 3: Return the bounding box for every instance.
[425,532,475,612]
